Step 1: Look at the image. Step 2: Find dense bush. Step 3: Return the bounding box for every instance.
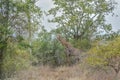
[72,39,91,50]
[1,40,33,78]
[86,36,120,78]
[32,32,67,66]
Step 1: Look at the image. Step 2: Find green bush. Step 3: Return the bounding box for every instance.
[1,41,32,78]
[72,39,91,50]
[86,36,120,74]
[32,38,66,66]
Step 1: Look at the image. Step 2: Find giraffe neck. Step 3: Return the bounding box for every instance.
[57,34,74,50]
[59,38,71,47]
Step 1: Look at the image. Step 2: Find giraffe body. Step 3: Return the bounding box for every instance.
[57,35,84,64]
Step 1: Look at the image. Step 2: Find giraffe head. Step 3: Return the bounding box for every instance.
[57,34,62,41]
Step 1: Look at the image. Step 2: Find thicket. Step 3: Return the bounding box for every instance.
[86,36,120,79]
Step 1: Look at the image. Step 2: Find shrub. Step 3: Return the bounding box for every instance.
[1,41,32,78]
[86,36,120,78]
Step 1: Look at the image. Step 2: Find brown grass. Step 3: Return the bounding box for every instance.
[7,64,120,80]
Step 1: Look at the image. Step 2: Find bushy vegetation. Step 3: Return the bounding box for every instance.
[0,0,42,79]
[0,0,119,80]
[1,41,32,78]
[86,36,120,79]
[32,31,66,66]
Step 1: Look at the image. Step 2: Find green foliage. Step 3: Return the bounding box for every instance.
[2,41,32,77]
[86,36,120,72]
[0,0,42,79]
[71,39,91,50]
[32,30,66,66]
[48,0,116,41]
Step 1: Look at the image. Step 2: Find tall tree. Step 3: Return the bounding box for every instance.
[48,0,116,44]
[0,0,42,78]
[0,0,12,77]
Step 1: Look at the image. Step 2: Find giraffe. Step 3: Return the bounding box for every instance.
[57,34,84,64]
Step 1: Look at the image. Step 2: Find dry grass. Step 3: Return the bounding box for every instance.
[7,64,120,80]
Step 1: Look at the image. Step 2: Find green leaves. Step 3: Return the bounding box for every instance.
[0,0,42,78]
[32,29,66,66]
[86,36,120,72]
[48,0,115,48]
[2,41,32,77]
